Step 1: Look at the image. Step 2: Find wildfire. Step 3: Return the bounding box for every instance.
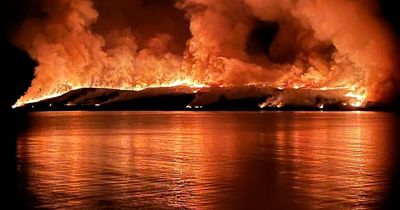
[12,0,397,109]
[13,77,208,108]
[344,91,368,107]
[13,92,67,109]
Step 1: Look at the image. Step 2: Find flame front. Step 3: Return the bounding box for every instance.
[13,0,398,108]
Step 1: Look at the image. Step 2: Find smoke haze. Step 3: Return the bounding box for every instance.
[13,0,399,107]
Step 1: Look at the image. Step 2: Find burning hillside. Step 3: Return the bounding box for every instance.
[15,86,393,111]
[12,0,399,109]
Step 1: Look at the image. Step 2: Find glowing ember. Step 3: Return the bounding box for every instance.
[12,0,398,108]
[259,101,284,109]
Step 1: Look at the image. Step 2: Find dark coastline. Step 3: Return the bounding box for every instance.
[13,87,400,112]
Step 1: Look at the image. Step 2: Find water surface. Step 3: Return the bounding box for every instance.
[17,111,396,209]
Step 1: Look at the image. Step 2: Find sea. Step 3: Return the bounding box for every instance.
[15,111,400,209]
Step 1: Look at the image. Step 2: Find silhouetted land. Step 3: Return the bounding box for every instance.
[14,87,400,112]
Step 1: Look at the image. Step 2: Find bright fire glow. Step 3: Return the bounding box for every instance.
[12,0,397,109]
[13,77,208,108]
[345,90,368,107]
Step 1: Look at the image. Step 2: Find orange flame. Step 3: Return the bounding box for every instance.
[12,0,397,108]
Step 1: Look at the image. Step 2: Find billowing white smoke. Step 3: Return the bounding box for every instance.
[178,0,397,101]
[13,0,398,107]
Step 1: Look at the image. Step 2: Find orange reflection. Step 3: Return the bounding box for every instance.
[17,111,243,208]
[17,111,394,209]
[273,112,392,209]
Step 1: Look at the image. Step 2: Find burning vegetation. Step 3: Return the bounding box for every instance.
[12,0,399,109]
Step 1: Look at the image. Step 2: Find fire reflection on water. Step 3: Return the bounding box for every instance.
[17,111,394,209]
[273,112,391,209]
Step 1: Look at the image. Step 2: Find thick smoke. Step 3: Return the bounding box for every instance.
[13,0,398,107]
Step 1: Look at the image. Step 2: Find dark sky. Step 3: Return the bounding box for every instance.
[1,0,399,110]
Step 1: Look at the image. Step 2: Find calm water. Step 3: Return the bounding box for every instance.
[16,111,397,209]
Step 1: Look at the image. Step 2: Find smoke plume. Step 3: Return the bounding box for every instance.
[13,0,398,107]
